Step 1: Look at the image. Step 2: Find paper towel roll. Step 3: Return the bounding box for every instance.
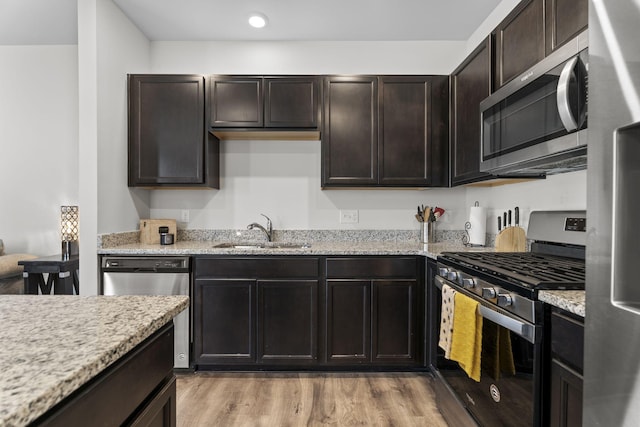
[468,206,487,246]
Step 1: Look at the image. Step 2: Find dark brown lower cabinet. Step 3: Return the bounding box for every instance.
[549,308,584,427]
[257,280,318,364]
[325,257,422,367]
[194,279,255,365]
[326,279,418,366]
[193,255,423,369]
[372,280,417,363]
[193,257,320,368]
[37,323,176,427]
[326,280,371,363]
[550,359,583,427]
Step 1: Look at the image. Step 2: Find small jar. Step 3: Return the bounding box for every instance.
[159,226,174,245]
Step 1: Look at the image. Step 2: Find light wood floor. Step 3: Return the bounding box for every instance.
[176,372,448,427]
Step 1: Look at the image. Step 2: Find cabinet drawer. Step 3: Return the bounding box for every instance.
[326,257,417,279]
[194,257,319,278]
[551,309,584,373]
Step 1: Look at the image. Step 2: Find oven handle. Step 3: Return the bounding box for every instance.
[435,276,536,344]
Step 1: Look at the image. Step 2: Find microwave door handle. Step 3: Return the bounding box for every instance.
[557,56,580,132]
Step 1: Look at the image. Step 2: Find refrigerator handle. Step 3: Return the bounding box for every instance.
[612,122,640,315]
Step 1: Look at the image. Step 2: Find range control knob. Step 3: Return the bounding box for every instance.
[462,278,476,289]
[438,267,449,277]
[447,271,459,282]
[497,293,514,307]
[482,287,497,299]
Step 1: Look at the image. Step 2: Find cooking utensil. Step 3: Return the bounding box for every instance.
[515,207,520,226]
[498,216,502,231]
[508,210,512,226]
[504,212,507,228]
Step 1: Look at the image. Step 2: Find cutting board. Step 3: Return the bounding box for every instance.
[495,226,527,252]
[139,219,177,244]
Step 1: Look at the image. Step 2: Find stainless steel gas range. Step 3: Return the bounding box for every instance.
[430,210,586,427]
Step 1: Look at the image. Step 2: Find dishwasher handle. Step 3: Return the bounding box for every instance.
[101,256,190,273]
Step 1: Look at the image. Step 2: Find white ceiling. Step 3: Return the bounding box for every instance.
[0,0,502,44]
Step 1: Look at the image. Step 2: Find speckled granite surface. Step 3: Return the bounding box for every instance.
[98,229,493,259]
[0,295,189,427]
[539,290,585,317]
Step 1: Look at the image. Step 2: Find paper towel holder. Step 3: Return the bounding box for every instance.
[462,201,485,247]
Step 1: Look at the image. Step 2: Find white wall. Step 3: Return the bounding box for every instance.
[0,45,78,255]
[97,0,151,233]
[465,170,588,235]
[150,140,468,231]
[150,40,465,75]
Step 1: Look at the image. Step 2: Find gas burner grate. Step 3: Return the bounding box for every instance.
[441,252,585,289]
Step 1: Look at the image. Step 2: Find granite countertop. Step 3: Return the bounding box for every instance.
[97,239,494,259]
[0,295,189,427]
[539,290,585,317]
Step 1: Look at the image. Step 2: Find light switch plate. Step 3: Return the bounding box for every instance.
[180,209,190,223]
[340,210,359,224]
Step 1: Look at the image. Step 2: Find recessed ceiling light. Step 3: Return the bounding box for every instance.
[248,13,268,29]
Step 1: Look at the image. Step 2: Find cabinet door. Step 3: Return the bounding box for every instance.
[494,0,545,89]
[550,359,583,427]
[257,280,318,364]
[378,77,431,186]
[326,280,371,363]
[128,74,206,186]
[545,0,588,55]
[208,76,263,127]
[322,76,378,186]
[264,77,321,128]
[372,280,418,364]
[194,279,255,365]
[129,376,176,427]
[451,39,493,186]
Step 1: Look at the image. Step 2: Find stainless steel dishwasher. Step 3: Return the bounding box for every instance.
[100,256,190,369]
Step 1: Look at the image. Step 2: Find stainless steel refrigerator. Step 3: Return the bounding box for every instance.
[586,0,640,425]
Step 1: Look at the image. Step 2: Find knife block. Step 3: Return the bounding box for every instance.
[495,226,527,252]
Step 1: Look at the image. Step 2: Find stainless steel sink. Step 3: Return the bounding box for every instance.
[212,242,311,249]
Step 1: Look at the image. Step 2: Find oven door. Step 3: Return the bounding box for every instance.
[432,275,544,427]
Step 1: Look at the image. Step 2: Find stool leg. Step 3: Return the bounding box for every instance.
[73,269,79,295]
[23,273,43,295]
[55,271,74,295]
[43,274,54,294]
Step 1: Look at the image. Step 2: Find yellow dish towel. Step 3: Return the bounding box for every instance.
[450,292,483,382]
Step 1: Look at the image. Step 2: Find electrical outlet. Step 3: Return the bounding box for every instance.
[180,209,190,223]
[340,210,359,224]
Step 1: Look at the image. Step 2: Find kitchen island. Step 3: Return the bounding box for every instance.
[0,295,188,427]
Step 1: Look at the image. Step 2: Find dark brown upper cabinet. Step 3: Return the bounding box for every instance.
[379,76,448,187]
[264,77,321,128]
[322,75,448,188]
[545,0,588,55]
[450,38,493,186]
[208,76,263,128]
[322,76,378,186]
[494,0,588,90]
[494,0,546,90]
[207,76,321,137]
[128,74,219,188]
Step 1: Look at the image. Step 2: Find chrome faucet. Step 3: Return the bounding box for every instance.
[247,214,273,242]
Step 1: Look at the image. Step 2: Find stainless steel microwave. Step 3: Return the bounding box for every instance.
[480,31,588,175]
